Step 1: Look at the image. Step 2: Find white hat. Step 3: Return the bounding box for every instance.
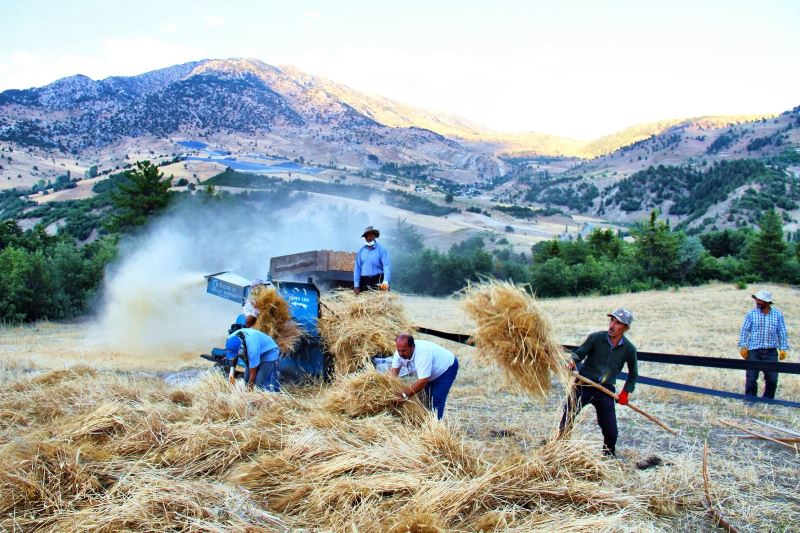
[752,290,773,303]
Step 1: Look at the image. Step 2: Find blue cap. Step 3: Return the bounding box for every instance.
[225,335,242,361]
[235,313,246,326]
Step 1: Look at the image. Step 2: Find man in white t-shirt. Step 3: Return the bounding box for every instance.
[242,279,269,327]
[390,333,459,419]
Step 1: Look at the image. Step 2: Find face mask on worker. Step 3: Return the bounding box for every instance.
[366,239,375,247]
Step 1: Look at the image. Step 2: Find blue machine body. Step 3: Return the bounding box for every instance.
[273,281,328,379]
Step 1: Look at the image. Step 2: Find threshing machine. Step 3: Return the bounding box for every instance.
[200,250,356,382]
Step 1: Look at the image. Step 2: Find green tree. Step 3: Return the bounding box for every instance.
[587,228,622,259]
[387,219,424,250]
[530,257,575,297]
[532,239,561,264]
[631,211,679,281]
[676,234,705,282]
[0,220,24,249]
[747,209,787,280]
[0,247,31,321]
[108,160,173,231]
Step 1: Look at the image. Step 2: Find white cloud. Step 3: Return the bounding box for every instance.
[0,38,206,90]
[160,22,180,33]
[203,15,225,27]
[302,9,321,30]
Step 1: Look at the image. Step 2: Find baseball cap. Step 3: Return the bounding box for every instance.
[607,308,634,326]
[225,335,243,361]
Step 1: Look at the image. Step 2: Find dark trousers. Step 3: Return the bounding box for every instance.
[745,348,779,399]
[422,358,459,419]
[358,274,384,290]
[559,383,618,456]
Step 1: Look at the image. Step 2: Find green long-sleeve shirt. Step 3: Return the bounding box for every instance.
[570,331,639,393]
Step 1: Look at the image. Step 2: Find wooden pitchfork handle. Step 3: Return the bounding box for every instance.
[571,371,678,436]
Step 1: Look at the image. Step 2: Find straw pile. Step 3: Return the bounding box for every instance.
[250,285,303,353]
[323,368,430,424]
[462,280,567,399]
[0,365,674,532]
[318,289,415,375]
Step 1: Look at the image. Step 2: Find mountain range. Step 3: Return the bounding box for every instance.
[0,59,507,182]
[1,57,798,232]
[2,58,790,169]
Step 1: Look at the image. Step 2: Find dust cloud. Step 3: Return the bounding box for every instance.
[91,194,388,357]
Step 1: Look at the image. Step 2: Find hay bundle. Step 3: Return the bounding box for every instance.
[462,280,567,399]
[322,369,429,424]
[44,472,290,532]
[28,364,97,387]
[250,285,303,353]
[0,441,102,516]
[318,289,414,375]
[55,402,134,442]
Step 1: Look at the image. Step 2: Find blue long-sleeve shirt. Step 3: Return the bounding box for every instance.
[738,307,790,350]
[353,241,391,286]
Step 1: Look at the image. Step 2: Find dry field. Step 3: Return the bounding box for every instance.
[0,282,798,531]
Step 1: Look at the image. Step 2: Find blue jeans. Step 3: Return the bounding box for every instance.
[424,358,459,419]
[254,360,280,392]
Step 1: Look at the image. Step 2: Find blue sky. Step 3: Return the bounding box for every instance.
[1,0,798,139]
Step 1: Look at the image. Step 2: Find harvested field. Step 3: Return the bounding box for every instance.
[0,282,798,531]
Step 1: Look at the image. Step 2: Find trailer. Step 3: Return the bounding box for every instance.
[269,249,356,289]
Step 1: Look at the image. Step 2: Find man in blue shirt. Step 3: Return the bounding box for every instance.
[353,225,391,294]
[738,290,790,399]
[226,327,281,391]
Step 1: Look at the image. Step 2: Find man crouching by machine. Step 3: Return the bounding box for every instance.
[226,322,281,391]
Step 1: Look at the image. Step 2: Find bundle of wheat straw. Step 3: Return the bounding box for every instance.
[322,368,429,423]
[462,280,567,399]
[251,285,303,353]
[318,289,414,375]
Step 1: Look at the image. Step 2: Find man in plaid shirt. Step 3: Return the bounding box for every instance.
[738,290,790,399]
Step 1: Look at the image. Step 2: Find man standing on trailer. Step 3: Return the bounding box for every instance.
[738,289,790,399]
[353,225,391,294]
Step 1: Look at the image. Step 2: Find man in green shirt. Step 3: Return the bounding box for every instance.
[559,308,638,457]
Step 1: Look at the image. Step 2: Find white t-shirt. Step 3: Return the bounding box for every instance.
[243,299,260,318]
[391,339,455,381]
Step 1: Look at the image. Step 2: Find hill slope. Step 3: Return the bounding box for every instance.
[0,58,506,183]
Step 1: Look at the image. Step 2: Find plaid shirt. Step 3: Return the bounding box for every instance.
[738,307,790,350]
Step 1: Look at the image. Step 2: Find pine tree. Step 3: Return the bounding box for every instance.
[632,210,679,281]
[747,209,787,280]
[108,161,173,231]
